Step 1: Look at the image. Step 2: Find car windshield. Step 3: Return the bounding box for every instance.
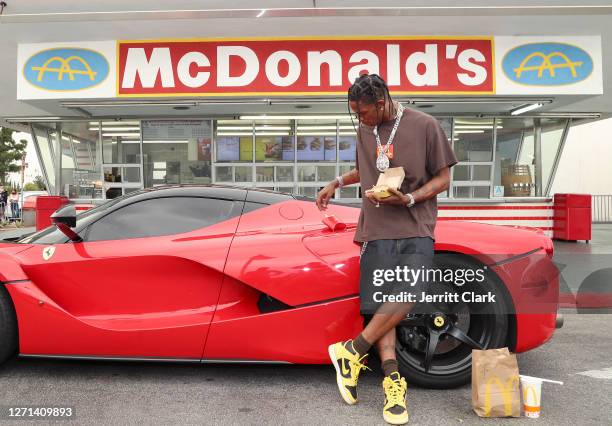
[17,192,139,244]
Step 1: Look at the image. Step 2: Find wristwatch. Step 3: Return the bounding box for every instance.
[405,193,415,208]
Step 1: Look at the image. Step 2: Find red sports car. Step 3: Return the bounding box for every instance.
[0,185,560,388]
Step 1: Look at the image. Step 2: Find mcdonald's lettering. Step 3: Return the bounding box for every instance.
[502,42,593,86]
[24,48,109,91]
[483,376,519,417]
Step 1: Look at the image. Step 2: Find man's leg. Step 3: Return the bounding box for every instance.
[377,328,398,376]
[361,302,413,346]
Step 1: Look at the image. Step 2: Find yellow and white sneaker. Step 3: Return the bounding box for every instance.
[382,372,409,424]
[328,340,369,405]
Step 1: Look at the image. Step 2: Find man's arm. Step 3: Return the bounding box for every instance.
[316,168,360,210]
[338,168,360,187]
[410,167,450,203]
[382,167,450,206]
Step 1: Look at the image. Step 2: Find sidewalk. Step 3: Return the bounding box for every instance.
[0,223,36,240]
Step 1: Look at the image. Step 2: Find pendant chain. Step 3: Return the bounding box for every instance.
[374,103,404,172]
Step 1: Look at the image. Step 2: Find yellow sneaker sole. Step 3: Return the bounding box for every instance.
[383,411,409,425]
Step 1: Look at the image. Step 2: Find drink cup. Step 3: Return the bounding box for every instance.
[322,213,346,231]
[520,375,543,418]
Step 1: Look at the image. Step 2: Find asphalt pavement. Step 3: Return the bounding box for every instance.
[0,225,611,425]
[0,313,609,425]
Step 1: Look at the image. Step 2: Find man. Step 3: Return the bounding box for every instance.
[0,186,7,222]
[316,74,457,424]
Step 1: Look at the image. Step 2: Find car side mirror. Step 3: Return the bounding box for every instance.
[51,205,82,242]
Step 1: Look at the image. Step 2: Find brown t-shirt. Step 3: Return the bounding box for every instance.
[354,106,457,242]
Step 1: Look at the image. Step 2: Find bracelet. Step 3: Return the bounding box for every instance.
[335,175,344,188]
[405,193,415,208]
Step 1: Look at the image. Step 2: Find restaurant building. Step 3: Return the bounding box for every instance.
[1,2,611,235]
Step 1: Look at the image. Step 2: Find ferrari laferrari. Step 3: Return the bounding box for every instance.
[0,185,560,388]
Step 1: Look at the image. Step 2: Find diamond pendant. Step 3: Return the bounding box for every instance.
[376,152,389,172]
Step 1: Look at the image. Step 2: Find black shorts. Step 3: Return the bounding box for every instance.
[359,237,434,314]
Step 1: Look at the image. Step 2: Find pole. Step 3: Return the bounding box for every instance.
[534,118,542,197]
[20,154,25,221]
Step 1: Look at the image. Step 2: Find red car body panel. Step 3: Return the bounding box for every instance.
[1,198,559,362]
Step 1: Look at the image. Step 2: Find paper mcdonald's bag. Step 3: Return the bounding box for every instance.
[472,348,521,418]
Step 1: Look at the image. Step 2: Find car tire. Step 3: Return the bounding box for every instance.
[0,285,18,365]
[372,254,512,389]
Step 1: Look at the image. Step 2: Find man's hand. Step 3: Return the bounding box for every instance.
[317,169,360,210]
[376,187,408,206]
[316,182,337,210]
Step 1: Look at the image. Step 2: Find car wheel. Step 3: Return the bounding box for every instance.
[394,254,512,389]
[0,285,18,365]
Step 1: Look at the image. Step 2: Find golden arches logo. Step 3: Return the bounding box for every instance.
[514,52,583,79]
[31,56,98,82]
[483,376,519,417]
[522,383,540,407]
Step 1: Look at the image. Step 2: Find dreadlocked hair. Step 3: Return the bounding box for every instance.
[347,73,392,105]
[347,73,395,140]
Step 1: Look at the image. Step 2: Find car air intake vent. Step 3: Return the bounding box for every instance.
[257,294,293,313]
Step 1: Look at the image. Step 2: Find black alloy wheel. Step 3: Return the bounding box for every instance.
[394,255,511,389]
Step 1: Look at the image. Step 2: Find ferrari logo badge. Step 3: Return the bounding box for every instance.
[42,246,55,260]
[434,316,445,327]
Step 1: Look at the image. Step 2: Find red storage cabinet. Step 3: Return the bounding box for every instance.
[35,196,69,231]
[553,193,592,242]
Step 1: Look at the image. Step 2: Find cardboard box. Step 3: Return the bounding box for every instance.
[365,167,406,200]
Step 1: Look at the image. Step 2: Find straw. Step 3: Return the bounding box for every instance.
[520,374,564,385]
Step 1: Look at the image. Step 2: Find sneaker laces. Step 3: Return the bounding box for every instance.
[384,376,407,407]
[350,354,371,382]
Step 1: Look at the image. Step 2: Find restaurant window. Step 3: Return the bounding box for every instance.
[451,118,494,198]
[31,124,56,194]
[494,118,535,197]
[540,118,568,193]
[142,120,212,192]
[60,122,103,200]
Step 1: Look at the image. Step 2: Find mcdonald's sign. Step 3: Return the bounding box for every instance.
[502,42,593,86]
[483,376,520,417]
[23,48,109,91]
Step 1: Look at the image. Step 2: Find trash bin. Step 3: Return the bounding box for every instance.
[553,193,592,242]
[35,196,69,231]
[21,196,38,227]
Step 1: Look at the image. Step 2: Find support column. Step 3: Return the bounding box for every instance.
[54,123,62,196]
[534,118,542,197]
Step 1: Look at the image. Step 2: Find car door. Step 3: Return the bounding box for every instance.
[15,195,243,359]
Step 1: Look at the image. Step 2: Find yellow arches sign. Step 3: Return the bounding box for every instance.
[31,56,98,82]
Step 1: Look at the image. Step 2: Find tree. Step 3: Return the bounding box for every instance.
[23,182,39,191]
[0,128,27,186]
[33,175,47,191]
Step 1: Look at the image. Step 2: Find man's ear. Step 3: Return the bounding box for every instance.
[376,99,385,111]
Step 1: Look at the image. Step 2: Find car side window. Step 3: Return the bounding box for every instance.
[241,202,268,215]
[85,197,242,242]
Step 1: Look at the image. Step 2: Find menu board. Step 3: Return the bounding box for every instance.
[216,137,240,161]
[216,134,355,162]
[142,120,211,140]
[296,136,324,161]
[338,136,357,161]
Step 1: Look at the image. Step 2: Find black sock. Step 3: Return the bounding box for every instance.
[350,334,372,357]
[382,359,399,377]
